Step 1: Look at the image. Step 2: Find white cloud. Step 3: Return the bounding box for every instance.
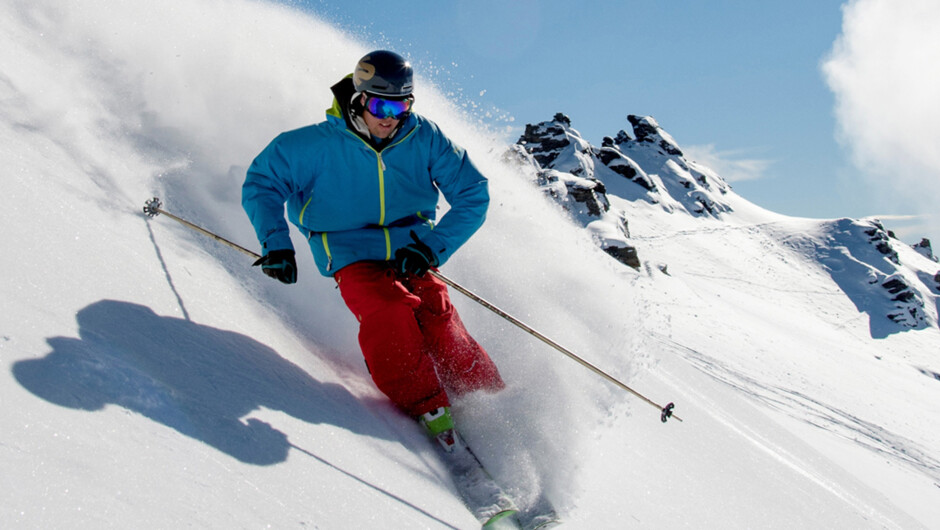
[683,144,774,183]
[822,0,940,242]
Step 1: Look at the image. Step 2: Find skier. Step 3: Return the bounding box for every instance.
[242,50,505,451]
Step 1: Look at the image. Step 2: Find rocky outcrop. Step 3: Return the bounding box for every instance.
[509,115,639,269]
[519,114,577,169]
[597,138,656,192]
[626,114,683,156]
[863,220,900,264]
[812,218,934,335]
[881,275,926,327]
[912,238,938,262]
[511,113,743,270]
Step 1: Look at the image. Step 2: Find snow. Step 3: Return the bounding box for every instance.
[2,1,939,528]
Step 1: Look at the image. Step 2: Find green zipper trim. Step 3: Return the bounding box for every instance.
[377,153,386,225]
[299,196,313,226]
[321,232,333,271]
[383,227,391,260]
[416,211,435,229]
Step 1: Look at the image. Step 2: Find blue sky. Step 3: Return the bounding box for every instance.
[294,0,939,245]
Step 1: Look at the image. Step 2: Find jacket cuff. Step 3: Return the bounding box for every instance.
[262,231,294,254]
[421,232,450,266]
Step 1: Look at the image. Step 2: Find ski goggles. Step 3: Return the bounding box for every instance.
[365,95,414,120]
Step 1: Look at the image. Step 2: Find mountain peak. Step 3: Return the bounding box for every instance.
[516,113,734,218]
[510,113,744,269]
[625,114,683,157]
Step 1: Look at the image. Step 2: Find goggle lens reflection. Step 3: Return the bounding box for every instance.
[366,97,413,119]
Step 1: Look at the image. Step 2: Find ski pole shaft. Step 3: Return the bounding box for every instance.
[142,197,679,422]
[429,270,681,423]
[143,197,261,260]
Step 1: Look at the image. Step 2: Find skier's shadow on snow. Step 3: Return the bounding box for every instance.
[13,299,390,465]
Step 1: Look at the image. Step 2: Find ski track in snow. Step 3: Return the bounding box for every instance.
[657,366,909,530]
[652,332,940,483]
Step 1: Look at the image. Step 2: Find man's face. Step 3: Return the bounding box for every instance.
[362,110,400,139]
[361,95,400,139]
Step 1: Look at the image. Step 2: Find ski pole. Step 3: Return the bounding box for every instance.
[142,197,680,422]
[142,197,262,260]
[429,270,680,423]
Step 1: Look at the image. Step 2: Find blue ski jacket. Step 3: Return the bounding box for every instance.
[242,78,489,277]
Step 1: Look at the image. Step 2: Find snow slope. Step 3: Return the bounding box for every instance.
[2,1,939,528]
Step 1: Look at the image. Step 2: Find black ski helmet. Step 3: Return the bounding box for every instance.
[353,50,414,98]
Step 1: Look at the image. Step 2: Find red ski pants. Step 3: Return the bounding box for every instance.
[335,261,504,417]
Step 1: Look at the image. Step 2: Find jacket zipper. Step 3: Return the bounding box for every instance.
[316,127,419,268]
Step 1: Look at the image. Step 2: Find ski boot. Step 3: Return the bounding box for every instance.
[419,406,458,453]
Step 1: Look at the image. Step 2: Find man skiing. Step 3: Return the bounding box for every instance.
[242,50,505,451]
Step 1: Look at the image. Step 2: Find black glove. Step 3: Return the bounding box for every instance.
[395,231,438,277]
[253,249,297,284]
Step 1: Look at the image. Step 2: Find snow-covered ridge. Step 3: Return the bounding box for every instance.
[510,112,940,335]
[768,217,940,336]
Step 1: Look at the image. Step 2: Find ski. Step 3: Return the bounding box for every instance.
[432,431,521,528]
[432,432,563,529]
